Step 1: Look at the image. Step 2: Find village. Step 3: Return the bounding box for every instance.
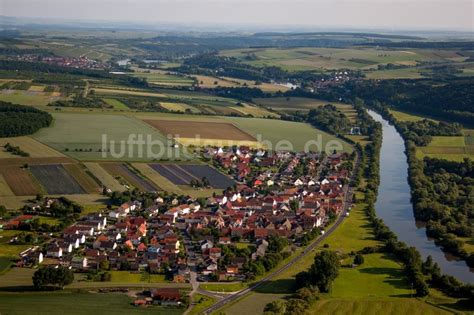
[5,54,108,70]
[2,146,353,307]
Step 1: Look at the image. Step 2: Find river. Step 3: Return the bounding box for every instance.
[368,110,473,284]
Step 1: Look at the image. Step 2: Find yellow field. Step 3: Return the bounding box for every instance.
[194,75,236,88]
[159,102,201,113]
[28,85,45,92]
[83,162,126,192]
[0,137,65,158]
[230,104,279,118]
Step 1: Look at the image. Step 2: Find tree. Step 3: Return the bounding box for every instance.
[284,299,308,314]
[354,253,365,265]
[267,235,288,253]
[299,250,340,292]
[0,205,7,217]
[33,266,74,289]
[99,260,110,271]
[295,287,319,303]
[263,300,286,314]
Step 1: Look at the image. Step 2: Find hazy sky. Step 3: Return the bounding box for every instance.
[2,0,473,31]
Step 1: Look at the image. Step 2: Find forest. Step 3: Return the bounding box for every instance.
[410,156,473,267]
[305,104,352,136]
[0,102,53,137]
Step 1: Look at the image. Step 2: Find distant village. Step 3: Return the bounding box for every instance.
[5,54,108,70]
[3,147,353,291]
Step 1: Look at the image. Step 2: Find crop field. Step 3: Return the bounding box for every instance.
[226,117,353,153]
[28,85,45,92]
[0,89,63,106]
[199,104,245,116]
[415,135,474,162]
[149,164,234,189]
[30,164,86,194]
[389,109,429,122]
[144,119,256,141]
[33,112,181,161]
[218,293,286,315]
[0,292,183,315]
[131,163,182,193]
[0,166,41,196]
[222,77,291,92]
[149,164,200,185]
[0,137,65,158]
[307,297,450,315]
[0,157,74,167]
[194,75,289,93]
[83,162,126,192]
[220,47,462,71]
[364,67,425,79]
[102,98,130,110]
[131,71,194,87]
[100,163,158,191]
[92,87,167,98]
[63,164,101,193]
[229,103,279,118]
[254,97,348,112]
[180,164,234,188]
[0,174,15,196]
[254,97,357,122]
[94,86,266,117]
[159,102,201,113]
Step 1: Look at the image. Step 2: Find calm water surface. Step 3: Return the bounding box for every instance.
[368,110,473,284]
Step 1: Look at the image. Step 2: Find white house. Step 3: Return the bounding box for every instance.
[47,244,63,258]
[294,179,304,186]
[71,256,88,269]
[200,240,214,251]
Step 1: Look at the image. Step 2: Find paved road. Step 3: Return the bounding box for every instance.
[202,150,361,314]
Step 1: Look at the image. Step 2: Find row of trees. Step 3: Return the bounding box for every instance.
[0,102,52,137]
[50,96,106,109]
[4,142,30,157]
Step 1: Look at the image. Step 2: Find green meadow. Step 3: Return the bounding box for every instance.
[0,292,183,315]
[102,98,130,110]
[32,112,185,161]
[226,116,353,153]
